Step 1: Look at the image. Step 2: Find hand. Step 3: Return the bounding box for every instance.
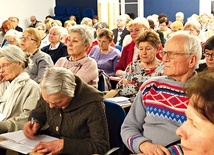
[33,139,64,155]
[139,141,171,155]
[121,79,132,85]
[23,121,40,139]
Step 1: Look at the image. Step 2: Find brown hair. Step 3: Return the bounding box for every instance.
[185,71,214,124]
[135,30,161,49]
[97,28,114,42]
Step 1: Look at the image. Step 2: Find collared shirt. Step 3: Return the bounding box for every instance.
[49,42,60,50]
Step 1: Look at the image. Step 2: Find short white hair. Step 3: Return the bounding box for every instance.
[176,12,184,18]
[5,29,22,41]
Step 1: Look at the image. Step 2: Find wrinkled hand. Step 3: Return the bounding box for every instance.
[139,141,171,155]
[33,139,64,155]
[121,79,132,85]
[23,121,40,139]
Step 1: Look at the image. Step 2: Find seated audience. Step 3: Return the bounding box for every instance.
[23,67,110,155]
[29,15,41,28]
[184,20,206,43]
[0,20,15,47]
[92,15,99,26]
[197,35,214,72]
[80,17,93,28]
[121,31,202,154]
[51,20,62,27]
[158,16,172,40]
[20,28,54,83]
[117,31,164,102]
[112,15,130,46]
[0,45,40,134]
[64,20,76,30]
[175,12,185,24]
[89,28,121,77]
[44,17,54,33]
[205,18,214,40]
[69,15,76,21]
[41,26,68,64]
[148,19,165,47]
[199,13,210,33]
[35,22,50,48]
[4,29,22,47]
[176,71,214,155]
[87,21,115,54]
[55,25,98,87]
[115,17,150,77]
[8,16,23,32]
[170,21,184,33]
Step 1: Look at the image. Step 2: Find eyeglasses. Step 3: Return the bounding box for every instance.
[20,36,37,42]
[159,50,193,59]
[0,63,12,70]
[203,52,214,58]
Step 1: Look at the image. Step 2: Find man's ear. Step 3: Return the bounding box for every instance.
[189,55,197,68]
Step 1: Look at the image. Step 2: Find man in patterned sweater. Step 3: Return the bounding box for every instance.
[121,31,202,155]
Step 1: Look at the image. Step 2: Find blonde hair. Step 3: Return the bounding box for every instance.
[127,17,150,31]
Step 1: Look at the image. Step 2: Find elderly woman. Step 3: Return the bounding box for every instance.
[115,17,150,77]
[55,25,98,87]
[176,71,214,155]
[35,22,50,48]
[0,45,40,134]
[116,30,164,101]
[87,22,115,54]
[184,20,206,43]
[20,27,54,83]
[89,28,121,77]
[197,35,214,72]
[0,20,15,47]
[4,29,22,46]
[23,67,110,155]
[41,26,68,64]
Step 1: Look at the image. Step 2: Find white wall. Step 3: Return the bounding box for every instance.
[199,0,212,15]
[0,0,55,30]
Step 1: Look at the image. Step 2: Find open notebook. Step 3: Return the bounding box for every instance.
[104,96,131,107]
[0,130,58,154]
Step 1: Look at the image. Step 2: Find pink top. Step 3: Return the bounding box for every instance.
[55,56,98,88]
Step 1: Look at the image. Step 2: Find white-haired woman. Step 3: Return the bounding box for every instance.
[41,26,68,64]
[0,45,40,133]
[4,29,22,47]
[23,67,110,155]
[55,25,98,87]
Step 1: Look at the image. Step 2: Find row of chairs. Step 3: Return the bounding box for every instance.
[53,5,95,23]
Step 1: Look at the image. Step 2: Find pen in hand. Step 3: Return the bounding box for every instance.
[31,111,35,125]
[31,117,34,125]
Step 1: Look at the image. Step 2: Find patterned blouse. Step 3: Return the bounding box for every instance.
[116,60,164,100]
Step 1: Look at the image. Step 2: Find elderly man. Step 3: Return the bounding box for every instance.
[121,31,202,155]
[29,16,41,28]
[112,15,130,46]
[8,16,23,32]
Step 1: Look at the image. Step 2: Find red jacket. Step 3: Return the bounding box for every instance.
[115,41,135,72]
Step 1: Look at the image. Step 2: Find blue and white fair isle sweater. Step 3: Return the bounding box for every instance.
[121,76,188,154]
